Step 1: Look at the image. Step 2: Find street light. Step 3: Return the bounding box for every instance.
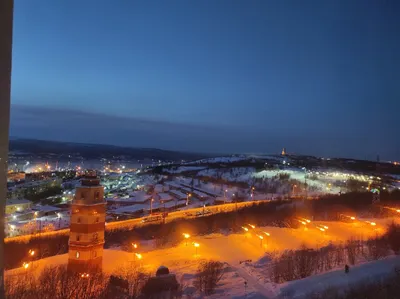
[135,253,142,260]
[186,193,192,206]
[292,184,297,196]
[183,233,190,246]
[193,242,200,255]
[57,213,62,229]
[248,224,255,229]
[22,262,30,270]
[150,198,154,215]
[132,243,138,249]
[258,235,264,247]
[302,167,307,200]
[241,226,249,232]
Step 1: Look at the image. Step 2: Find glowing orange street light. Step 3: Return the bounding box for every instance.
[242,226,249,232]
[80,273,90,278]
[183,233,191,245]
[193,242,200,255]
[23,262,30,269]
[248,224,255,229]
[29,249,35,256]
[257,235,264,247]
[263,232,270,236]
[350,217,356,220]
[132,243,138,249]
[135,253,142,260]
[397,210,400,213]
[322,225,329,230]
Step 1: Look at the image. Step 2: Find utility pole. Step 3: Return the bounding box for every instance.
[0,0,14,296]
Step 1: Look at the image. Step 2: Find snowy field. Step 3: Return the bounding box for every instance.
[9,217,400,298]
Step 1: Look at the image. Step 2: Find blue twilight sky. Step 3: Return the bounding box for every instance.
[10,0,400,160]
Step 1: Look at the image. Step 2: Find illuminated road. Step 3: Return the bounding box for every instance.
[6,200,271,241]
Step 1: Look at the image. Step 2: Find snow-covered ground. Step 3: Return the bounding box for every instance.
[9,218,399,298]
[279,256,400,298]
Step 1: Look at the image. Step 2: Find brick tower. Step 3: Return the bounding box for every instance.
[68,170,106,273]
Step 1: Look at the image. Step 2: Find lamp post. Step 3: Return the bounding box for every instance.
[234,193,238,211]
[186,193,191,206]
[223,189,227,204]
[193,242,199,256]
[258,235,263,247]
[183,233,190,246]
[302,167,307,201]
[292,184,297,197]
[57,213,61,229]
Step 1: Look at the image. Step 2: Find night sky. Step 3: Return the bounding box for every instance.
[10,1,400,160]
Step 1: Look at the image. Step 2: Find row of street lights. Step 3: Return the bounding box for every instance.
[242,224,271,248]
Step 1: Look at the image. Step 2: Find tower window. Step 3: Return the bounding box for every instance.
[76,235,80,241]
[96,217,99,223]
[95,191,100,199]
[76,252,80,259]
[77,217,81,223]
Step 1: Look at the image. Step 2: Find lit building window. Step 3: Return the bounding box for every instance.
[76,252,80,259]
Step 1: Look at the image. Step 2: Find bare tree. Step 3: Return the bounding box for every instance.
[112,262,150,298]
[346,238,357,265]
[193,260,225,295]
[386,223,400,254]
[5,265,108,299]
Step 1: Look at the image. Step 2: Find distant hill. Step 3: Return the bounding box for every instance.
[9,138,212,161]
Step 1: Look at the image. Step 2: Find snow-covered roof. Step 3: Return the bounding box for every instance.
[157,193,172,201]
[165,182,182,188]
[113,203,148,214]
[32,205,61,212]
[6,198,32,206]
[147,200,178,210]
[169,190,187,200]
